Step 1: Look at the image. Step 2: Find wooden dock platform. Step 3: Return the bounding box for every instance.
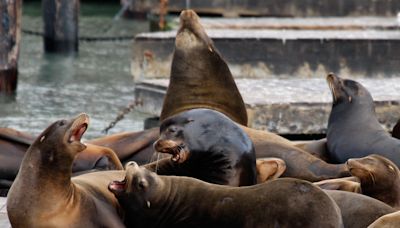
[132,17,400,80]
[134,78,400,134]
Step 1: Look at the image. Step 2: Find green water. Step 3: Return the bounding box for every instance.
[0,2,155,139]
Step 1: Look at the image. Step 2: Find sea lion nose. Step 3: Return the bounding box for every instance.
[125,161,139,169]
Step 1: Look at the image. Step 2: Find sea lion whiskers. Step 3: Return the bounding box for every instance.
[327,77,337,103]
[368,170,377,186]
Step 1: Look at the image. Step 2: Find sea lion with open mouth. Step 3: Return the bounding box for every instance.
[326,73,400,167]
[109,161,344,228]
[7,113,125,227]
[0,126,124,191]
[152,108,257,186]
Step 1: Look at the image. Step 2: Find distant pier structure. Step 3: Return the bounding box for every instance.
[131,0,400,136]
[126,0,400,17]
[42,0,79,53]
[0,0,22,94]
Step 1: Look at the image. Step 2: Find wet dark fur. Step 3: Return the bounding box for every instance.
[152,108,257,186]
[327,74,400,167]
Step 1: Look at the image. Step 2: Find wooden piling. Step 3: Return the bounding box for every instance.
[42,0,79,53]
[0,0,22,94]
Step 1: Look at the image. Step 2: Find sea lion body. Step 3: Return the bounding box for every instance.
[153,108,257,186]
[326,74,400,166]
[368,211,400,228]
[110,162,343,228]
[347,154,400,208]
[7,114,124,227]
[242,126,349,181]
[326,190,395,228]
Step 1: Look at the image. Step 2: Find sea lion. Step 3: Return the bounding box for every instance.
[326,190,396,228]
[326,73,400,166]
[0,127,124,191]
[153,108,257,186]
[347,154,400,208]
[314,176,361,193]
[368,211,400,228]
[159,10,248,126]
[109,161,344,228]
[7,113,125,227]
[156,10,349,182]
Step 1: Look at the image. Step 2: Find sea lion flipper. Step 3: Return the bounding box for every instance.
[256,158,286,183]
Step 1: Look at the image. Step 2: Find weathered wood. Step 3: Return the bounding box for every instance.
[127,0,400,17]
[42,0,79,53]
[134,78,400,134]
[0,0,21,94]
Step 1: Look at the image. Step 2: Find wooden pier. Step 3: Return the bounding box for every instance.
[134,78,400,135]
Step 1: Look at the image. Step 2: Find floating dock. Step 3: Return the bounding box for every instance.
[132,17,400,80]
[128,0,400,17]
[132,17,400,134]
[134,78,400,134]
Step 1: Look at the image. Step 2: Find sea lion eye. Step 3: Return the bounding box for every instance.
[168,126,177,133]
[59,120,67,126]
[137,178,148,190]
[388,165,395,172]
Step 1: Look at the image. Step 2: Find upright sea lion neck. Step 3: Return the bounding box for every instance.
[160,10,248,126]
[19,143,74,188]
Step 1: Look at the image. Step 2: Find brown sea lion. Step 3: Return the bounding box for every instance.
[153,108,257,186]
[325,190,396,228]
[326,73,400,167]
[347,154,400,208]
[159,10,248,126]
[7,113,125,227]
[0,127,124,190]
[314,176,361,193]
[109,161,344,228]
[156,9,348,182]
[368,211,400,228]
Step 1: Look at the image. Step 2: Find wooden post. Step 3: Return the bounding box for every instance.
[42,0,79,53]
[0,0,21,94]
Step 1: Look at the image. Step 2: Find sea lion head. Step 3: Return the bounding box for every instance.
[155,108,251,164]
[33,113,89,161]
[109,161,159,211]
[347,154,399,191]
[326,73,373,108]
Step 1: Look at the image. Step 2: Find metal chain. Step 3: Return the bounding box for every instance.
[101,98,143,134]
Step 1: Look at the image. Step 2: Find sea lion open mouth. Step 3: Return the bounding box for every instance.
[108,178,127,193]
[153,139,189,163]
[68,114,89,143]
